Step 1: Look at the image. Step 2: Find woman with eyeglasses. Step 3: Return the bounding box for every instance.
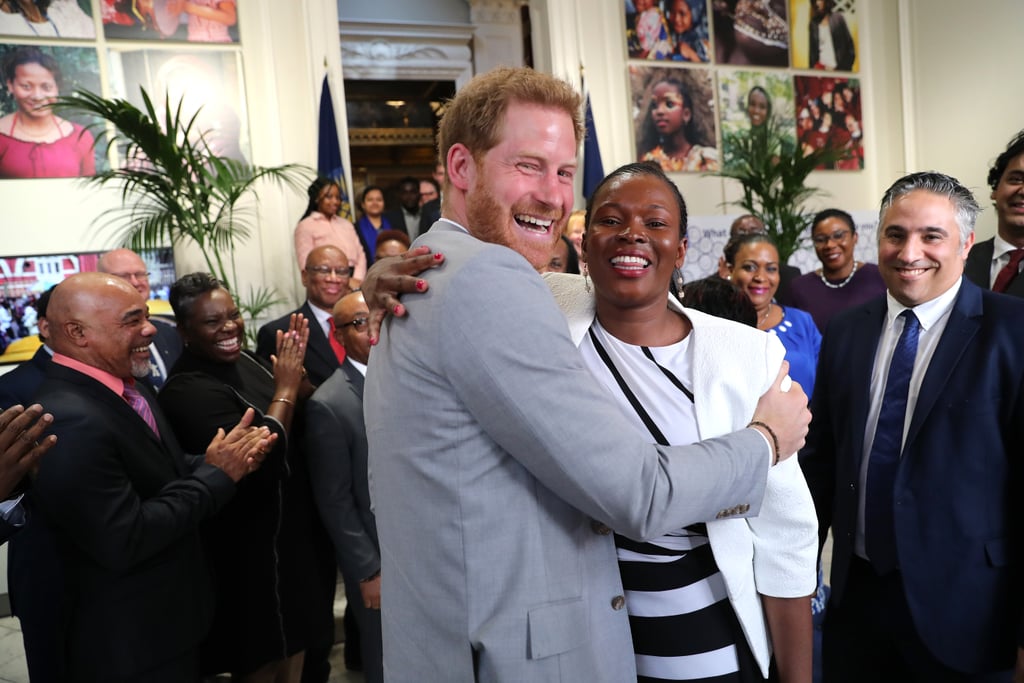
[294,177,369,280]
[788,209,886,332]
[159,272,329,683]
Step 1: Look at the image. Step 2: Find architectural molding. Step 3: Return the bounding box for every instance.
[339,20,474,85]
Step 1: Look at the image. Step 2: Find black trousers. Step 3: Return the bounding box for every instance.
[823,557,1011,683]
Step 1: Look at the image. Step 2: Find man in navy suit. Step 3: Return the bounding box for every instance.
[97,248,183,388]
[965,129,1024,298]
[801,171,1024,680]
[0,285,65,683]
[257,245,351,386]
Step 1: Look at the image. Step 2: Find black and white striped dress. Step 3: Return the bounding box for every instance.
[580,321,763,683]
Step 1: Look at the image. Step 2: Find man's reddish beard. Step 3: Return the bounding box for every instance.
[465,176,562,270]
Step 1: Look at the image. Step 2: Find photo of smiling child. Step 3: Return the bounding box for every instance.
[631,66,718,172]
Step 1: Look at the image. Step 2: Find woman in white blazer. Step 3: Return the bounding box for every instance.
[545,161,817,682]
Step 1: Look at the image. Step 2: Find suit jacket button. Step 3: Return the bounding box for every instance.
[849,483,856,491]
[590,520,612,535]
[611,595,626,610]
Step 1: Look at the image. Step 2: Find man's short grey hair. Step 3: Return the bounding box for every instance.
[878,171,980,248]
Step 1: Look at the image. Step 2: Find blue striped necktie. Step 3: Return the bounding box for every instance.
[864,309,920,574]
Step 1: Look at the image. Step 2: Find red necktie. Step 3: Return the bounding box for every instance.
[992,249,1024,293]
[123,383,161,438]
[327,318,347,365]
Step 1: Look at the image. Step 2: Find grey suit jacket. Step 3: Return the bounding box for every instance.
[306,361,377,583]
[364,221,771,682]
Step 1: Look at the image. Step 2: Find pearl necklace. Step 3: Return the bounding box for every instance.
[819,261,859,289]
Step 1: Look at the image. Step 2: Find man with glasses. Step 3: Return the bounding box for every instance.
[97,248,182,388]
[256,245,352,386]
[305,290,382,683]
[789,208,887,331]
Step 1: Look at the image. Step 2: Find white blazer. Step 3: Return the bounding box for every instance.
[546,272,818,677]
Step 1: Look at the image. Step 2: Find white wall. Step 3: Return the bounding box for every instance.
[899,0,1024,240]
[1,0,1016,309]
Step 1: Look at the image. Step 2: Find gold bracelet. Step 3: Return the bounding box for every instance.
[272,397,295,407]
[747,420,780,466]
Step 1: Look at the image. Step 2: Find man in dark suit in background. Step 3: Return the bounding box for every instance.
[0,286,54,410]
[965,129,1024,298]
[306,290,382,683]
[383,176,430,242]
[33,272,272,682]
[257,244,349,683]
[97,248,183,388]
[0,285,65,683]
[419,162,444,233]
[257,245,351,386]
[801,171,1024,680]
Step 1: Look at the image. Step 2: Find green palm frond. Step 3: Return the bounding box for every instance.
[55,87,313,331]
[714,118,843,262]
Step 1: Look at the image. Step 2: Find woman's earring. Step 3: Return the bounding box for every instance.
[582,264,591,293]
[675,270,684,292]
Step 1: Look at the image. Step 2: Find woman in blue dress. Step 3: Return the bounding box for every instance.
[724,233,821,399]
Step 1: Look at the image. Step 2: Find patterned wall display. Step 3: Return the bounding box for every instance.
[623,0,861,173]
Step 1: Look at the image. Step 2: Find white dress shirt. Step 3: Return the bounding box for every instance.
[855,277,962,559]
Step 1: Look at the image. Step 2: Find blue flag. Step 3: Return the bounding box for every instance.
[317,75,353,221]
[582,92,605,201]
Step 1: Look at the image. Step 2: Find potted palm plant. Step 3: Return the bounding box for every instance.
[58,88,312,342]
[716,117,839,263]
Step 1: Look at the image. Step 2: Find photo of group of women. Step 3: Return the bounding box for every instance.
[626,0,863,173]
[0,0,242,180]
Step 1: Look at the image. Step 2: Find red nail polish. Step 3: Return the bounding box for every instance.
[369,336,378,346]
[416,279,427,291]
[433,252,444,261]
[393,304,403,315]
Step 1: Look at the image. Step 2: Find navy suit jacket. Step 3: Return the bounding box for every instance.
[800,277,1024,673]
[33,363,235,680]
[255,301,340,387]
[0,346,51,410]
[965,237,1024,298]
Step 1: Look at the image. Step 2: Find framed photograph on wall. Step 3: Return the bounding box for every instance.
[102,0,239,43]
[630,65,719,172]
[107,46,250,163]
[0,246,175,363]
[794,75,863,169]
[789,0,858,72]
[0,0,95,39]
[712,0,790,67]
[625,0,711,64]
[718,69,795,169]
[0,43,106,179]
